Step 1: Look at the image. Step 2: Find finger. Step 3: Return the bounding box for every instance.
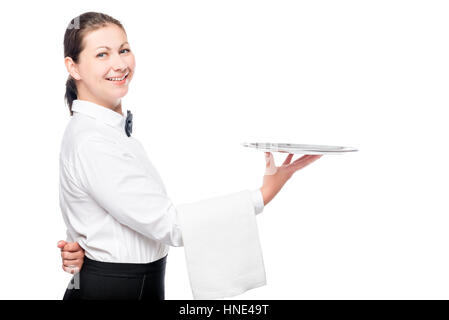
[296,154,322,165]
[62,258,83,274]
[291,154,323,164]
[57,240,67,249]
[63,242,83,252]
[290,154,313,165]
[282,153,294,165]
[285,155,312,173]
[63,258,82,268]
[264,152,273,166]
[61,250,84,260]
[264,152,277,175]
[62,264,81,274]
[290,155,322,171]
[265,152,276,167]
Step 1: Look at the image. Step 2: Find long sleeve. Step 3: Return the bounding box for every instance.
[74,134,183,247]
[65,229,73,242]
[251,188,264,215]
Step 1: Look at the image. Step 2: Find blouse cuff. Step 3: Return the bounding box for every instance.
[251,188,265,215]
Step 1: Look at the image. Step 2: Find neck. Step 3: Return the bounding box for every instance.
[77,86,123,116]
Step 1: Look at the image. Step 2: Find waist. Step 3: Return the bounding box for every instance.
[74,229,170,263]
[83,254,167,277]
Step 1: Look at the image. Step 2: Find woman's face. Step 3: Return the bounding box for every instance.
[72,23,136,108]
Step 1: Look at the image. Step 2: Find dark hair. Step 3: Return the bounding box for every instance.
[63,12,126,115]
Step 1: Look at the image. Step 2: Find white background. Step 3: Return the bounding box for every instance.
[0,0,448,299]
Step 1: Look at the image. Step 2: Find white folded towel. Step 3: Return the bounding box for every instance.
[177,189,266,299]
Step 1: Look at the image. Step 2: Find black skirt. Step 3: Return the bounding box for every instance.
[62,254,167,300]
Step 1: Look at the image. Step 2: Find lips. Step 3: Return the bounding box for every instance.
[106,71,130,81]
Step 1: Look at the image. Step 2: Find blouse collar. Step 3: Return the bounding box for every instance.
[71,99,127,132]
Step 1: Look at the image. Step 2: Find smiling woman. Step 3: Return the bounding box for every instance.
[63,12,135,116]
[58,11,321,301]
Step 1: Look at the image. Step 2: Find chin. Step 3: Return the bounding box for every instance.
[110,88,129,99]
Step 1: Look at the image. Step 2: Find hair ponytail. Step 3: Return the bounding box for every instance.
[65,76,78,115]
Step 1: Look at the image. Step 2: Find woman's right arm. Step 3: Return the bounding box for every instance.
[260,152,322,206]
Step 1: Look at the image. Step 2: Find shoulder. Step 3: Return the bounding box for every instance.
[60,114,116,163]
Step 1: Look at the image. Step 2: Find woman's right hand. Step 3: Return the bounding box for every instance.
[260,152,322,206]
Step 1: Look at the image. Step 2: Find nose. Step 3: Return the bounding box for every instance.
[111,52,128,72]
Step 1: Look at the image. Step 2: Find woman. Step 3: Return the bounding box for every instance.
[58,12,322,300]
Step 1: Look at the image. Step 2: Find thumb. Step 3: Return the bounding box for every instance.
[264,152,273,166]
[63,242,82,252]
[264,152,277,175]
[57,240,67,249]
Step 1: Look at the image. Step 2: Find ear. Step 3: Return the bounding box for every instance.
[64,56,81,80]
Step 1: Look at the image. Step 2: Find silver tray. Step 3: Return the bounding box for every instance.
[241,142,358,155]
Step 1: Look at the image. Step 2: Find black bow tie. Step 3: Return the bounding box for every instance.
[125,110,133,137]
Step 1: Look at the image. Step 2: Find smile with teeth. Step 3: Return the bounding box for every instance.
[106,71,129,81]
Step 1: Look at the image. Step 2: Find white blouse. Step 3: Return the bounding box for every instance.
[59,99,264,263]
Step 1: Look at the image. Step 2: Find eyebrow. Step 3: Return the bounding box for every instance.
[96,42,129,50]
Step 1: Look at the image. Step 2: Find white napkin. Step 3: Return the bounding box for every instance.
[177,189,266,299]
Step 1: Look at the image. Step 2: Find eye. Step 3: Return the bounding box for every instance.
[120,48,131,54]
[97,52,107,58]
